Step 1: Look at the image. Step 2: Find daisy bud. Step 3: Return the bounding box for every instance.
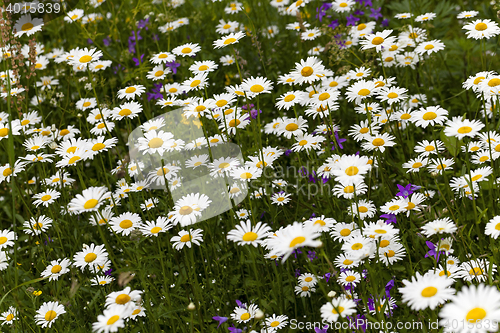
[431,172,438,177]
[49,142,58,149]
[77,113,82,118]
[328,291,336,298]
[187,302,196,311]
[442,208,448,214]
[255,309,264,319]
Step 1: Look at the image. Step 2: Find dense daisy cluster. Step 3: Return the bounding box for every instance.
[1,0,500,332]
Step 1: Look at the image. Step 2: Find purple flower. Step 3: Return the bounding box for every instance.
[235,300,245,308]
[260,211,266,220]
[138,17,150,30]
[147,83,164,101]
[347,314,366,332]
[334,131,346,149]
[324,272,331,283]
[369,7,383,20]
[316,3,332,22]
[165,61,181,75]
[284,149,292,156]
[249,108,262,119]
[44,235,53,245]
[152,33,159,41]
[307,251,317,261]
[346,15,360,26]
[212,315,228,328]
[295,268,301,277]
[113,64,124,74]
[328,19,339,30]
[293,248,303,259]
[315,325,329,333]
[87,38,93,44]
[380,213,397,224]
[425,241,444,261]
[241,104,254,110]
[103,36,112,46]
[228,325,242,333]
[396,183,413,198]
[132,54,144,66]
[385,279,395,298]
[104,268,113,276]
[354,9,364,16]
[382,18,389,27]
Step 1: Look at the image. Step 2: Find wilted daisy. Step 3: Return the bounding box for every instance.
[171,229,204,250]
[40,258,71,281]
[35,302,65,328]
[227,220,271,247]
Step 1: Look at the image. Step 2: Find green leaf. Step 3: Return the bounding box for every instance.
[440,129,462,157]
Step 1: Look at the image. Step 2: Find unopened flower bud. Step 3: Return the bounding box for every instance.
[187,302,196,311]
[328,291,336,298]
[255,309,264,319]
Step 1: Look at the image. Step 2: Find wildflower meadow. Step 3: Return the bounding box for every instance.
[2,0,500,332]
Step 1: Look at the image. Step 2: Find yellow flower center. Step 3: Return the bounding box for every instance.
[372,138,385,146]
[301,66,314,77]
[289,236,306,248]
[372,37,384,45]
[229,119,241,127]
[475,23,487,31]
[148,138,164,148]
[84,199,98,210]
[340,229,351,236]
[285,123,299,131]
[457,126,472,134]
[45,310,57,321]
[116,294,131,304]
[181,47,192,54]
[179,206,193,215]
[345,166,359,176]
[242,232,258,242]
[180,234,192,242]
[107,315,120,325]
[422,112,437,120]
[358,89,370,96]
[224,37,237,45]
[466,307,487,323]
[351,243,363,250]
[22,23,34,31]
[79,55,93,63]
[84,253,97,263]
[51,265,62,274]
